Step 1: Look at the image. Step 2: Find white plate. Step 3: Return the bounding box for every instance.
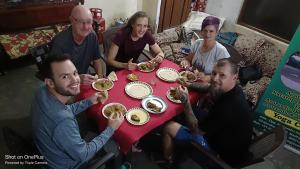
[166,89,182,104]
[141,95,167,114]
[156,67,179,82]
[179,71,197,82]
[137,62,156,72]
[125,81,153,99]
[102,102,127,119]
[92,78,114,91]
[126,108,150,125]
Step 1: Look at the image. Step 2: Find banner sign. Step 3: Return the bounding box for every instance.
[255,25,300,154]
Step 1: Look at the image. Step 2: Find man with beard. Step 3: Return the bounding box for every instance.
[50,5,103,84]
[163,58,253,167]
[31,54,124,169]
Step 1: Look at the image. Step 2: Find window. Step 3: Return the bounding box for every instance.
[238,0,300,43]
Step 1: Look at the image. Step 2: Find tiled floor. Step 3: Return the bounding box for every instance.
[0,63,299,169]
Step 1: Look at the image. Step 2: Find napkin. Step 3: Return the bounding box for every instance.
[107,71,118,81]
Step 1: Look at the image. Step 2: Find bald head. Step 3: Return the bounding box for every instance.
[71,5,92,19]
[70,5,93,43]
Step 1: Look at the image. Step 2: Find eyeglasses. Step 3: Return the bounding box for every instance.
[72,16,93,25]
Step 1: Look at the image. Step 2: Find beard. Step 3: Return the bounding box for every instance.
[208,84,225,102]
[54,83,80,97]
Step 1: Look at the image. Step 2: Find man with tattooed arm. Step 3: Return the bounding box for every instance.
[163,58,253,167]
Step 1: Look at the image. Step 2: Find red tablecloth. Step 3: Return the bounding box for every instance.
[77,60,200,153]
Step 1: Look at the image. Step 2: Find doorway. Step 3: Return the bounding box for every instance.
[158,0,192,32]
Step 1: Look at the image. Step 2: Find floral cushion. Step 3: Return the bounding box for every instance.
[242,76,271,106]
[234,34,264,54]
[180,26,194,47]
[160,44,173,57]
[170,43,187,64]
[240,39,270,65]
[0,24,69,59]
[236,36,282,78]
[170,42,187,54]
[173,53,185,64]
[153,29,179,45]
[259,44,283,78]
[160,44,176,63]
[0,30,55,59]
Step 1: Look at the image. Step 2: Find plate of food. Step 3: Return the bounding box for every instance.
[137,62,156,72]
[141,95,167,114]
[126,108,150,125]
[166,88,181,103]
[127,73,139,81]
[92,78,114,91]
[179,71,197,82]
[125,81,153,99]
[102,102,127,119]
[156,67,179,82]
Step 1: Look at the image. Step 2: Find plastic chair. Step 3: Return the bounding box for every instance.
[174,125,286,169]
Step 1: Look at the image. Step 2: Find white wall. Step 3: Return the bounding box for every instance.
[142,0,160,32]
[83,0,160,32]
[83,0,138,28]
[205,0,244,24]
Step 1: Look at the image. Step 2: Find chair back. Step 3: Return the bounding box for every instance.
[247,125,286,164]
[2,126,49,169]
[29,43,51,80]
[30,43,51,71]
[189,141,234,169]
[2,126,37,155]
[174,140,234,169]
[102,26,122,59]
[175,125,286,169]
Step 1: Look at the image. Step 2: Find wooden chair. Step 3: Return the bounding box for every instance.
[242,125,287,167]
[174,125,286,169]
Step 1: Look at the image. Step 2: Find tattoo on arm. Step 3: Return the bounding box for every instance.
[183,101,199,133]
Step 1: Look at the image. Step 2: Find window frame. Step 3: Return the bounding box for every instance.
[237,0,298,43]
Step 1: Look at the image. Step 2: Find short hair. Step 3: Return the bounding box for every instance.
[201,16,220,31]
[41,54,71,80]
[215,58,238,75]
[125,11,149,30]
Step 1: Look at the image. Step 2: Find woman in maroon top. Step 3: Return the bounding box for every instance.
[107,11,164,71]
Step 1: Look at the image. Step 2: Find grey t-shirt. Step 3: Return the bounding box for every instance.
[191,39,230,74]
[50,27,101,74]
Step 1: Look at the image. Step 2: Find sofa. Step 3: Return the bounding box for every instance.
[152,26,284,107]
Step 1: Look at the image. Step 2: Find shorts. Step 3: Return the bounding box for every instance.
[175,126,210,150]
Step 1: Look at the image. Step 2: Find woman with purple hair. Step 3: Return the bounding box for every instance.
[180,16,230,81]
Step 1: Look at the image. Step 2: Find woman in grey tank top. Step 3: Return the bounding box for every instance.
[180,16,230,82]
